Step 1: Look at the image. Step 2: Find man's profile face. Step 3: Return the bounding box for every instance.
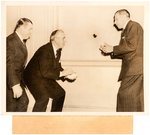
[114,13,124,29]
[20,22,33,40]
[54,31,66,49]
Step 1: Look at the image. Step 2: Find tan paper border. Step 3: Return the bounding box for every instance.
[13,116,133,134]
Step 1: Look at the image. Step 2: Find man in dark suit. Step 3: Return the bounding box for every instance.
[100,9,144,112]
[7,18,33,112]
[24,30,77,112]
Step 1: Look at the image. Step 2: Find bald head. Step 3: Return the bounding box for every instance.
[115,9,130,18]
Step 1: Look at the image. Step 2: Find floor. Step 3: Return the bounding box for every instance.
[26,89,115,112]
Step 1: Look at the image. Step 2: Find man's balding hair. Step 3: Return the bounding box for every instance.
[115,9,130,18]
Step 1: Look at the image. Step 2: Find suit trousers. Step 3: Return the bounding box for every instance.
[28,80,66,112]
[6,86,29,112]
[32,94,65,112]
[117,74,144,112]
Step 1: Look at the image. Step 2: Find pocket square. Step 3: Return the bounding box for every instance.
[122,36,125,39]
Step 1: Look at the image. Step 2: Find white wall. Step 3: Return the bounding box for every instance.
[6,3,144,112]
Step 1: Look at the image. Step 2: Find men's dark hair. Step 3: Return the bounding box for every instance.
[14,18,33,32]
[115,9,130,18]
[50,30,59,41]
[50,29,64,42]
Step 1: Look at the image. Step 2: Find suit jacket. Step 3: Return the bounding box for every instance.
[111,20,143,81]
[24,42,64,97]
[7,32,28,89]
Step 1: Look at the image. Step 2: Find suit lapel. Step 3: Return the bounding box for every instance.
[14,33,28,65]
[48,42,55,59]
[13,33,27,53]
[48,42,62,69]
[122,20,132,35]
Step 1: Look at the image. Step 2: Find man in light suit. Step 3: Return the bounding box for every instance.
[100,9,144,112]
[24,30,77,112]
[7,18,33,112]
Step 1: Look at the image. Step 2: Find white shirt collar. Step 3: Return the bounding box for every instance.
[15,31,24,43]
[52,42,58,57]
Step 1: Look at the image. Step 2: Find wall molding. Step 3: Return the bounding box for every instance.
[63,104,115,112]
[61,60,121,67]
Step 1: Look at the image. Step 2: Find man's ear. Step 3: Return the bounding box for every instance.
[51,35,55,41]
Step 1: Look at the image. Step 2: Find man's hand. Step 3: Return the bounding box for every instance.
[65,72,77,80]
[99,43,113,54]
[60,68,74,77]
[12,84,23,98]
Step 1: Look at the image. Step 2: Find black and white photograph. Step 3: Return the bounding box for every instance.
[1,1,148,114]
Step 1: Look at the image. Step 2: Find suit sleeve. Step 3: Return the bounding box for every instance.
[110,53,123,59]
[113,24,139,55]
[38,49,61,80]
[7,39,20,88]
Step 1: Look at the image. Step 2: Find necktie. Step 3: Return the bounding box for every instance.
[56,48,62,60]
[23,39,27,44]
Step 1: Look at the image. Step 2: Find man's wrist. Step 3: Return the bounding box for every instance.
[110,52,114,55]
[12,84,20,89]
[59,72,63,77]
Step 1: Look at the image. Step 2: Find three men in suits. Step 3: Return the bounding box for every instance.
[24,30,76,112]
[100,9,144,112]
[7,18,33,112]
